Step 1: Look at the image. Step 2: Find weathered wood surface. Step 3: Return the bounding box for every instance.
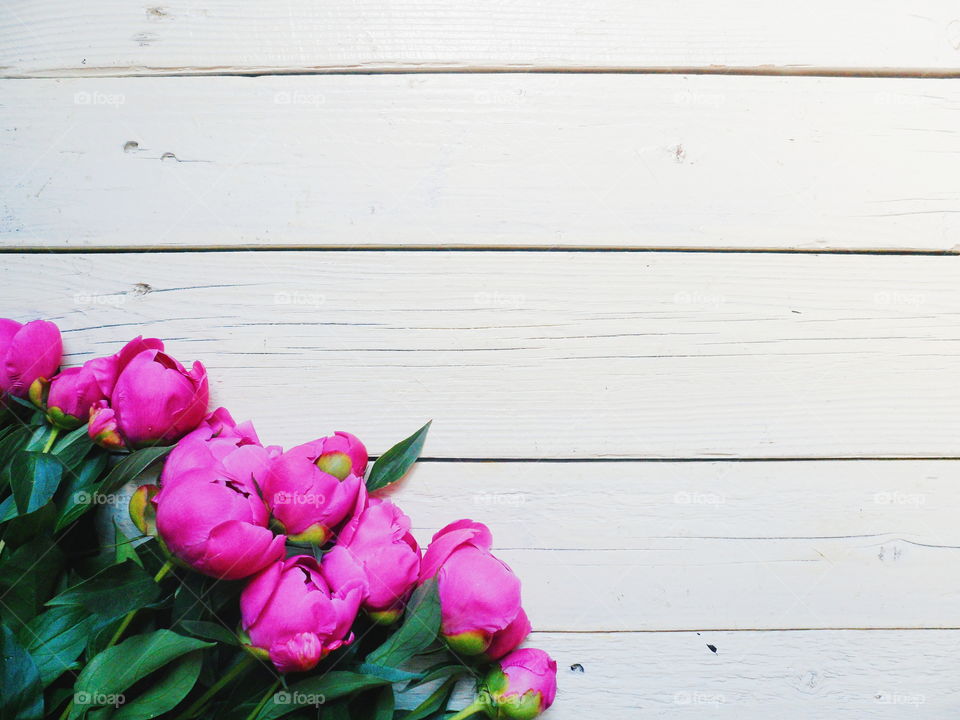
[3,75,960,251]
[5,11,960,714]
[1,251,957,459]
[400,630,960,717]
[4,1,960,77]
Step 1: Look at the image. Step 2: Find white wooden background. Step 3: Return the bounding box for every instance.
[3,3,960,716]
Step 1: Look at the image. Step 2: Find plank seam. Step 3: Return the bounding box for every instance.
[6,66,960,80]
[2,247,958,257]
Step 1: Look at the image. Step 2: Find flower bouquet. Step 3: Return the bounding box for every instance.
[0,318,557,720]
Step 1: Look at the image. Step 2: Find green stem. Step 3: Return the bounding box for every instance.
[106,560,176,648]
[445,700,487,720]
[174,654,255,720]
[41,427,60,453]
[245,678,281,720]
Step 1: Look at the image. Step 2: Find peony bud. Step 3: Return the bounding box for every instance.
[0,319,62,399]
[36,364,102,429]
[478,648,558,720]
[88,401,124,450]
[313,431,367,480]
[261,435,367,545]
[240,555,364,673]
[419,520,524,656]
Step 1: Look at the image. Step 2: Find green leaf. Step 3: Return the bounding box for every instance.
[365,421,431,493]
[176,620,240,646]
[255,673,392,720]
[10,451,64,515]
[0,425,32,475]
[366,579,441,668]
[47,560,159,620]
[0,537,65,626]
[99,446,173,495]
[0,494,15,522]
[111,650,204,720]
[354,663,423,684]
[3,394,39,412]
[114,521,142,567]
[405,664,470,691]
[372,686,394,720]
[0,624,44,720]
[52,424,95,470]
[1,501,57,549]
[24,425,54,452]
[71,630,213,718]
[400,676,459,720]
[322,704,350,720]
[20,606,94,686]
[54,451,109,531]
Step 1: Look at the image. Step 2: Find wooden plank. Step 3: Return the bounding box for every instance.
[3,1,960,77]
[2,251,959,459]
[401,630,960,717]
[2,75,960,251]
[391,460,960,631]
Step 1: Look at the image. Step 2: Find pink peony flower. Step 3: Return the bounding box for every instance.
[324,498,421,623]
[158,407,280,494]
[419,519,525,656]
[153,463,284,580]
[240,555,364,673]
[88,342,208,449]
[0,319,62,398]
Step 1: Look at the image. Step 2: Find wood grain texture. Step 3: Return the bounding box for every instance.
[3,1,960,77]
[1,250,958,460]
[389,460,960,630]
[2,75,960,251]
[400,630,960,717]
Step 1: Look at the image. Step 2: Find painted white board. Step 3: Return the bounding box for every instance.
[3,1,960,77]
[2,75,960,251]
[400,630,960,718]
[1,251,958,459]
